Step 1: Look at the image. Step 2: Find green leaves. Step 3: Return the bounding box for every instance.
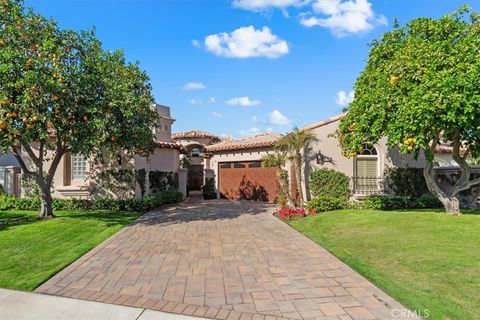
[0,0,158,159]
[338,7,480,160]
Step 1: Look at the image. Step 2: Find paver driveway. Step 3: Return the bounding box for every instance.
[37,200,416,320]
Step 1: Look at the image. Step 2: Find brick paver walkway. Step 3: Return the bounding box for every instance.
[36,200,417,320]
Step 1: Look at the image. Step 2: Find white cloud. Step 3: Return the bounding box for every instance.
[225,96,261,107]
[335,90,354,107]
[188,98,202,104]
[182,82,206,91]
[208,97,216,104]
[268,109,290,125]
[300,0,387,37]
[192,39,201,48]
[205,26,289,58]
[239,127,261,136]
[212,111,223,118]
[232,0,303,11]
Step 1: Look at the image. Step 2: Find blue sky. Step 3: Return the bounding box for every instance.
[26,0,479,138]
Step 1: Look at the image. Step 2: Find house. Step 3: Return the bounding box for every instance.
[300,114,425,198]
[172,130,222,192]
[0,152,20,197]
[204,133,282,202]
[0,104,187,199]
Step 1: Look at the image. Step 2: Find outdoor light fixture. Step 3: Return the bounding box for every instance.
[317,152,332,165]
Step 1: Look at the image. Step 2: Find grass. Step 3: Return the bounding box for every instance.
[288,209,480,320]
[0,209,142,291]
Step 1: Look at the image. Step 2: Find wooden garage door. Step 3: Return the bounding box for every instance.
[218,161,279,202]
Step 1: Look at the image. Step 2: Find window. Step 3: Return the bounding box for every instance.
[233,163,246,168]
[354,145,379,193]
[220,163,231,169]
[248,161,262,168]
[72,154,87,180]
[190,148,201,158]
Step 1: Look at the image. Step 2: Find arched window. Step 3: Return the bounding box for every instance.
[190,148,201,158]
[354,144,379,193]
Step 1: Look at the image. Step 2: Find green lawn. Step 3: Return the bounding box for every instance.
[288,210,480,320]
[0,210,142,291]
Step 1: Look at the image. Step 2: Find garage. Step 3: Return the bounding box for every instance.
[218,161,279,202]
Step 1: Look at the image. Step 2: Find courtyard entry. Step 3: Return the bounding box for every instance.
[188,164,204,191]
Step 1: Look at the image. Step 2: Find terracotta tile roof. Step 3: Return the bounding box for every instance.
[205,133,282,152]
[172,130,221,141]
[301,113,345,132]
[154,140,188,154]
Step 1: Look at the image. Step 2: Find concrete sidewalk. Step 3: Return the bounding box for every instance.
[0,288,206,320]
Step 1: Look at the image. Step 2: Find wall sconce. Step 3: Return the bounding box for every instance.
[317,153,332,165]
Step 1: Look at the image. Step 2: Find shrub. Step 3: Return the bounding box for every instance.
[149,171,179,193]
[361,195,410,210]
[0,190,184,212]
[202,177,217,200]
[386,167,429,199]
[0,184,5,196]
[305,196,347,212]
[415,193,443,209]
[309,168,350,199]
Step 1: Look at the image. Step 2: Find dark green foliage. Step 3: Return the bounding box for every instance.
[415,193,443,209]
[386,167,428,199]
[135,169,147,197]
[305,196,347,212]
[202,177,217,200]
[148,171,179,193]
[359,193,444,210]
[361,195,410,210]
[0,185,5,196]
[0,190,183,212]
[309,168,350,199]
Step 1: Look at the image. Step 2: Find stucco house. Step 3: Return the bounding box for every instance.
[0,104,187,199]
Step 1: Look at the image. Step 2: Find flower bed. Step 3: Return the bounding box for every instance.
[275,207,317,220]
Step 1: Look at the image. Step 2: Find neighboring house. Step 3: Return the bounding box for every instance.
[172,130,222,191]
[9,103,187,199]
[204,133,282,202]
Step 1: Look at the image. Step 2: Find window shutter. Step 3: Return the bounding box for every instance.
[356,158,377,178]
[64,152,71,186]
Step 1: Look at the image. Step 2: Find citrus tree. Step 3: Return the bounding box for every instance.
[337,7,480,214]
[0,0,159,218]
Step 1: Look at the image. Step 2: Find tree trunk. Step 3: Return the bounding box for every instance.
[39,184,54,219]
[439,196,460,215]
[276,170,294,207]
[423,160,461,215]
[295,156,304,207]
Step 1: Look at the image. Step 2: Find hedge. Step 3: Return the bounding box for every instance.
[305,196,347,212]
[359,193,443,211]
[0,190,184,212]
[309,168,350,199]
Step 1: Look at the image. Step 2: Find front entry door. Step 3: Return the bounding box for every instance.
[188,165,204,191]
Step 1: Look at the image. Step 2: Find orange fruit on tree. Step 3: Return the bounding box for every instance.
[0,122,6,129]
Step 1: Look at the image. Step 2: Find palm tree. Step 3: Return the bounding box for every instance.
[262,151,294,207]
[275,128,318,207]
